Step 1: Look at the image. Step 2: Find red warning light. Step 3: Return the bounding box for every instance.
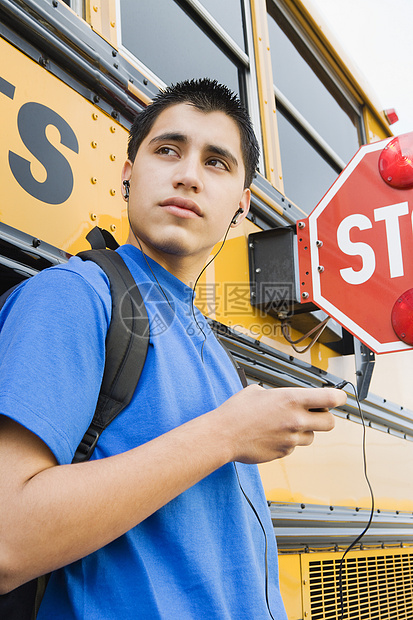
[384,108,399,125]
[379,132,413,189]
[391,289,413,346]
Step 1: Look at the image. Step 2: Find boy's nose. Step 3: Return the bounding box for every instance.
[172,156,204,192]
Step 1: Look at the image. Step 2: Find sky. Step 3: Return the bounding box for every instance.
[306,0,413,137]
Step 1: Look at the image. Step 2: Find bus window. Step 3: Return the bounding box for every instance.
[119,0,245,96]
[266,1,361,213]
[196,0,246,51]
[276,107,339,213]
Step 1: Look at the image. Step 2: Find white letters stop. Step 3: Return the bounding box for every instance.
[337,201,410,285]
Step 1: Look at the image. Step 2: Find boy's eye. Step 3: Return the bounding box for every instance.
[156,146,178,156]
[207,159,229,171]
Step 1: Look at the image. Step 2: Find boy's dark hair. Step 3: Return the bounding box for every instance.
[127,78,260,188]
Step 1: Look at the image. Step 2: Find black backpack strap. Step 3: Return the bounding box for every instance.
[86,226,120,250]
[72,249,149,463]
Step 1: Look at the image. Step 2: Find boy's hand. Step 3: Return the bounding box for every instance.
[216,386,346,464]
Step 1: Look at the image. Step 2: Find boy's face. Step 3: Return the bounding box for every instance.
[123,103,250,278]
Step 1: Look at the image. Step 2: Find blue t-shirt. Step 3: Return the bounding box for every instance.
[0,244,287,619]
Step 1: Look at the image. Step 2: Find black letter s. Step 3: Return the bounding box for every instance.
[9,102,79,205]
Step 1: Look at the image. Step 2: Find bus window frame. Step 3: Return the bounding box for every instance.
[116,0,249,89]
[266,0,364,216]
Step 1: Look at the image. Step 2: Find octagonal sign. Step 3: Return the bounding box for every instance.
[297,132,413,354]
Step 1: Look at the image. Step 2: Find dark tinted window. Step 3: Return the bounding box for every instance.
[268,14,359,163]
[277,109,338,214]
[120,0,240,95]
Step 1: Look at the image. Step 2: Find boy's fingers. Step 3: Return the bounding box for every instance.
[307,410,336,432]
[299,387,347,410]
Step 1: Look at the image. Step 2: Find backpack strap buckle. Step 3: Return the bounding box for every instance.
[72,425,101,464]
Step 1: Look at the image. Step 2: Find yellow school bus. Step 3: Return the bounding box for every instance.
[1,0,412,617]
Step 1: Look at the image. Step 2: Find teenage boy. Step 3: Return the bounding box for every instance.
[0,79,346,618]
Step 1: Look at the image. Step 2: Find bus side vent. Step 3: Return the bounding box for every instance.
[306,550,413,619]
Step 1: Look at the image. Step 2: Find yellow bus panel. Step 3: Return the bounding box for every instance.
[0,36,128,255]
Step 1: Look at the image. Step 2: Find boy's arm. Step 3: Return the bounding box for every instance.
[0,385,345,593]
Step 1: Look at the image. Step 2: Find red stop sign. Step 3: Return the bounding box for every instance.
[297,132,413,354]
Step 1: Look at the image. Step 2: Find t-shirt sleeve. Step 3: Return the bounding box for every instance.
[0,262,110,464]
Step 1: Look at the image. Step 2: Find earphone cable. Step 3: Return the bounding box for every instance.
[234,462,275,620]
[127,210,173,309]
[190,219,233,361]
[127,195,373,619]
[336,381,375,620]
[127,199,232,354]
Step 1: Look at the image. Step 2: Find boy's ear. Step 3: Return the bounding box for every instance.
[231,189,250,227]
[121,160,133,184]
[121,160,133,201]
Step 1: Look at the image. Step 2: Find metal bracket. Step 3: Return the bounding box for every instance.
[354,339,375,401]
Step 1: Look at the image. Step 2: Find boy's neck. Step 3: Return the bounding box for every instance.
[126,232,209,288]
